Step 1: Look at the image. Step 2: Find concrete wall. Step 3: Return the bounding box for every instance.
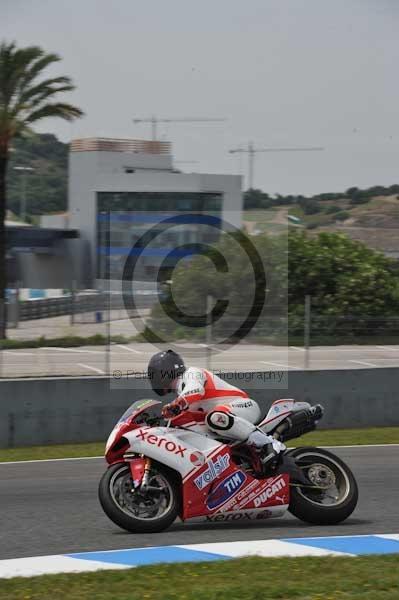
[15,238,89,289]
[0,368,398,448]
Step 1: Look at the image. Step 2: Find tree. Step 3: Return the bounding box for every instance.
[8,133,68,216]
[0,41,83,337]
[243,188,271,210]
[345,187,359,198]
[145,231,288,343]
[288,230,399,338]
[146,230,399,343]
[298,197,321,215]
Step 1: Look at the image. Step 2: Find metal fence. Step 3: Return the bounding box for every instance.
[5,289,158,326]
[0,293,398,378]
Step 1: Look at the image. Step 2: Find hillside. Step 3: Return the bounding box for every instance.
[6,132,399,256]
[7,133,67,220]
[244,192,399,256]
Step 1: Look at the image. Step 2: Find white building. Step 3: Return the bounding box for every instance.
[68,138,242,285]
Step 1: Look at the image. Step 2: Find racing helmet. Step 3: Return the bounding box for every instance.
[147,349,186,396]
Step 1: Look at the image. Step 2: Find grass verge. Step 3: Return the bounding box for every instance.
[288,426,399,447]
[1,555,399,600]
[0,442,105,462]
[0,334,135,350]
[1,426,398,463]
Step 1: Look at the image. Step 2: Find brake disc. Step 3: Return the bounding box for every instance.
[307,463,336,488]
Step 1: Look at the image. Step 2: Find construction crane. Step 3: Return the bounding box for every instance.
[132,115,226,141]
[229,142,325,189]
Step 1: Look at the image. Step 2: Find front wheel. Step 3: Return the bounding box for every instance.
[99,462,180,533]
[287,447,358,525]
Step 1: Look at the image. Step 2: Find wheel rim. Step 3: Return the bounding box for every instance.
[109,465,174,521]
[293,451,350,507]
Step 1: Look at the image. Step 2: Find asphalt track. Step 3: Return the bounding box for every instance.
[1,344,399,377]
[0,446,398,561]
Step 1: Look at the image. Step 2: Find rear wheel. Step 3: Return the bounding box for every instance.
[99,462,180,533]
[287,447,358,525]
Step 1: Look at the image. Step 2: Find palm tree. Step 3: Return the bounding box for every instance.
[0,41,83,338]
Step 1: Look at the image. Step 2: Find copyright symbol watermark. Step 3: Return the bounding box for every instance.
[115,211,268,358]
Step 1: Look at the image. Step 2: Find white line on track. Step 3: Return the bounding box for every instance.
[349,360,378,368]
[116,344,142,354]
[259,360,300,370]
[289,346,305,351]
[77,363,105,375]
[376,346,399,351]
[41,347,104,355]
[3,351,37,356]
[0,456,103,465]
[1,443,398,466]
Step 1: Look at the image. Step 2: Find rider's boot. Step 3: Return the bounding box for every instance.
[247,430,285,474]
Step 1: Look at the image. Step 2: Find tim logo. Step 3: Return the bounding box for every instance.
[207,471,247,510]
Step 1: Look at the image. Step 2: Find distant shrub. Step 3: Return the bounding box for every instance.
[325,205,340,214]
[298,198,321,215]
[350,195,369,205]
[335,211,350,221]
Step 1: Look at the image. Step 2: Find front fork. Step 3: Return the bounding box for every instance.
[129,456,151,490]
[140,457,152,490]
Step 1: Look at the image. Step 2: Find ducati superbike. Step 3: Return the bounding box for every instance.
[99,398,358,533]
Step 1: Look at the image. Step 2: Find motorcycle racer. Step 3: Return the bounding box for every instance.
[147,349,285,470]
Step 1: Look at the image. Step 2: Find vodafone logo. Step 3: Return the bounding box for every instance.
[190,451,205,466]
[136,429,187,457]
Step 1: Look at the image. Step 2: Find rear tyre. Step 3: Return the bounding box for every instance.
[99,462,180,533]
[287,447,358,525]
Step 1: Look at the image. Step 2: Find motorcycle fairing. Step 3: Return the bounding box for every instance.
[182,446,290,520]
[123,426,222,479]
[105,399,163,464]
[258,399,312,433]
[124,425,290,522]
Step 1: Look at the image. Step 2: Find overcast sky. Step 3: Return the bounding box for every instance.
[2,0,399,194]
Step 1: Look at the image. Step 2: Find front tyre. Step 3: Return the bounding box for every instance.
[287,447,358,525]
[99,462,180,533]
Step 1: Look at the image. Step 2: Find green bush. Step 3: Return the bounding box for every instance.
[335,211,350,221]
[325,204,340,214]
[350,194,369,205]
[145,230,399,343]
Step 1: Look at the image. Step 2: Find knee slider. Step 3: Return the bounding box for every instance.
[207,408,234,431]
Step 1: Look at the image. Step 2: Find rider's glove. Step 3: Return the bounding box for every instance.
[162,397,189,419]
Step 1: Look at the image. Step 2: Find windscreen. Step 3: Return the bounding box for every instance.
[117,399,162,423]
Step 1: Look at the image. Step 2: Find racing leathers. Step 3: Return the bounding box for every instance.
[162,367,285,465]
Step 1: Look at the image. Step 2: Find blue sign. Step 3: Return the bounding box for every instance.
[207,470,246,510]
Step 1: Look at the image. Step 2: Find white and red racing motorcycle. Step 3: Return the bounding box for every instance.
[99,399,358,533]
